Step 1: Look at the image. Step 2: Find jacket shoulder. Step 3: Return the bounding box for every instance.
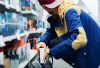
[64,5,81,16]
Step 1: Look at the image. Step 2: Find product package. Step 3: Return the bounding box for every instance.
[0,12,6,35]
[21,0,30,10]
[3,12,19,36]
[20,16,28,31]
[3,12,27,36]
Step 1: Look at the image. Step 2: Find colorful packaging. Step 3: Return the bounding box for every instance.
[3,12,19,36]
[21,16,28,31]
[21,0,30,10]
[0,12,6,35]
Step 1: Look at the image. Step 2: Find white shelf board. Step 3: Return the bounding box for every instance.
[21,10,38,16]
[3,32,29,42]
[4,35,17,42]
[0,1,20,13]
[16,8,21,12]
[0,1,5,5]
[3,29,43,42]
[18,50,37,68]
[8,4,15,9]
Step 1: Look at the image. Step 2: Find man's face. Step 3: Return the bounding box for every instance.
[42,5,54,14]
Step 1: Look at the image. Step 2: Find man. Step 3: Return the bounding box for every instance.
[36,0,100,68]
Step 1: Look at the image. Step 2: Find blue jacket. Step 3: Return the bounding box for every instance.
[39,7,100,68]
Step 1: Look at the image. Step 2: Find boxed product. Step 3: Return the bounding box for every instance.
[0,11,28,36]
[21,0,30,10]
[37,20,44,28]
[0,13,2,35]
[20,16,28,31]
[0,12,6,35]
[3,12,18,36]
[3,12,22,36]
[27,20,37,30]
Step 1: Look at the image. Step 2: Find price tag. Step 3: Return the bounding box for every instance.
[16,33,20,40]
[0,35,5,47]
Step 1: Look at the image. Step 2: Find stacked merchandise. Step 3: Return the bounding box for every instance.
[20,16,28,31]
[0,12,6,35]
[28,33,39,49]
[21,0,39,30]
[20,0,37,10]
[0,11,28,37]
[0,0,42,68]
[27,20,37,30]
[21,0,31,10]
[4,38,31,68]
[4,0,21,11]
[37,20,45,28]
[3,12,21,36]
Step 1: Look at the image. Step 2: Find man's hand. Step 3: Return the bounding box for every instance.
[36,42,46,55]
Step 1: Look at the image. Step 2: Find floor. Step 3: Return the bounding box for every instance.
[32,57,73,68]
[50,58,73,68]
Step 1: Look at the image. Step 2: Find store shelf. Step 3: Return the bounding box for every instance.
[3,29,43,42]
[0,1,5,11]
[4,35,18,42]
[21,10,38,16]
[0,1,5,6]
[5,4,20,13]
[18,50,37,68]
[0,1,20,13]
[0,0,43,67]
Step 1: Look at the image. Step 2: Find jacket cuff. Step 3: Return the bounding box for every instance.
[50,48,60,59]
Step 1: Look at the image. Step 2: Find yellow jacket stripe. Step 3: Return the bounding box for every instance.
[72,27,87,50]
